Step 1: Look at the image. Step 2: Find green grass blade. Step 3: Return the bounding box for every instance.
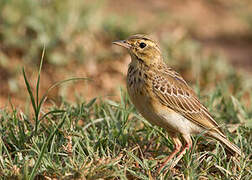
[22,68,37,116]
[28,113,66,180]
[38,77,90,111]
[86,98,97,108]
[124,149,145,169]
[39,110,66,122]
[0,137,13,167]
[36,46,45,108]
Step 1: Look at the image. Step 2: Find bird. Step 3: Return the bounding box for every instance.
[112,34,242,173]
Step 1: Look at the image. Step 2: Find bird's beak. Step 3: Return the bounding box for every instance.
[112,40,131,49]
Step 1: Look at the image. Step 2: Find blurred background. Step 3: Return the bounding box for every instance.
[0,0,252,110]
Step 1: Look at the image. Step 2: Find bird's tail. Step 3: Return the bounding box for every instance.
[208,132,242,156]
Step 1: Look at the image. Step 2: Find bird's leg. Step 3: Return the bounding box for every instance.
[170,134,192,168]
[157,136,182,173]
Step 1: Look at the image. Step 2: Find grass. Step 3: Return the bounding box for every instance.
[0,51,251,179]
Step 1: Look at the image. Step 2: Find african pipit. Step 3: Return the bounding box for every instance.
[112,34,242,172]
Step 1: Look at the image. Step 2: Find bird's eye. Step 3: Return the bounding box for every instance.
[139,42,146,49]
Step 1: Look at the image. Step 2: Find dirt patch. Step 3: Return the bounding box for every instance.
[106,0,252,71]
[194,34,252,72]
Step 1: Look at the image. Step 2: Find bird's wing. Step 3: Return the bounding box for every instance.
[152,67,225,136]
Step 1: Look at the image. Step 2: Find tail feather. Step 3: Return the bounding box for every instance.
[208,132,242,156]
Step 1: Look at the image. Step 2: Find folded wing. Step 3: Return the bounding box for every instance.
[152,67,225,137]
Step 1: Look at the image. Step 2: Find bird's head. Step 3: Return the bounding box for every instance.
[113,34,162,66]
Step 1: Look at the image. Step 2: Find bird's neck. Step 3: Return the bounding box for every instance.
[130,57,165,73]
[130,53,163,68]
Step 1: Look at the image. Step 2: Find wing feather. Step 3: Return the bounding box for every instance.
[151,67,225,136]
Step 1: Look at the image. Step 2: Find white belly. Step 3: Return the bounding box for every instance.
[156,111,203,135]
